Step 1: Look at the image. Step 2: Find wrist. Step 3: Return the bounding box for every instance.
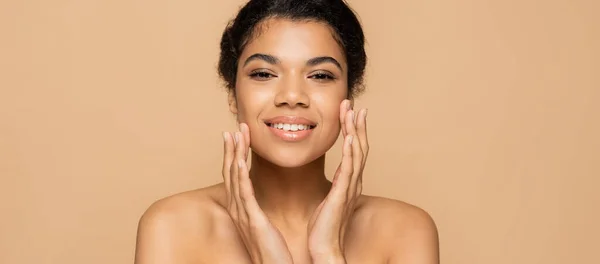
[311,251,346,264]
[313,258,346,264]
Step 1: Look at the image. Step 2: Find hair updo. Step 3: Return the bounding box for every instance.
[218,0,367,98]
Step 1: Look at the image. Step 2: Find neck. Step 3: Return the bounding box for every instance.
[249,151,332,226]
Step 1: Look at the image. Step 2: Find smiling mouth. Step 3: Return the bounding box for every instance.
[265,122,317,132]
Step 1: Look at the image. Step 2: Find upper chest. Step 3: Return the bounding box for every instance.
[201,240,386,264]
[200,213,388,264]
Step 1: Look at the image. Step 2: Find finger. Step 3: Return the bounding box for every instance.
[339,100,350,137]
[234,131,252,225]
[356,179,363,199]
[355,109,369,197]
[345,109,363,151]
[345,110,364,200]
[345,109,364,156]
[332,135,354,199]
[238,159,263,220]
[328,136,354,217]
[236,159,252,224]
[233,132,244,204]
[229,132,241,216]
[240,123,251,159]
[355,109,369,165]
[222,132,234,198]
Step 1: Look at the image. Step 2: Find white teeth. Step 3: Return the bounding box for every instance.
[269,123,313,131]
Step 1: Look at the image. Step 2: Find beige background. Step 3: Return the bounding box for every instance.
[1,0,598,263]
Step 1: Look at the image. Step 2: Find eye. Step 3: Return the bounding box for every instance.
[249,70,276,80]
[309,71,335,81]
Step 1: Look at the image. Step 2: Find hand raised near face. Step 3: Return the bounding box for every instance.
[307,100,369,263]
[222,124,293,264]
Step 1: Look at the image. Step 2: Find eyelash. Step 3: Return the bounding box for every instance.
[249,70,335,81]
[249,70,275,80]
[309,71,335,80]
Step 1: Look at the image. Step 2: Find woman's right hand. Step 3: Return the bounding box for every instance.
[222,123,294,264]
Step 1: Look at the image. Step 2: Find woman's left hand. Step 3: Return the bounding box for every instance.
[307,100,369,264]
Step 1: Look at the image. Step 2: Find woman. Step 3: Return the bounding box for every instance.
[134,0,439,263]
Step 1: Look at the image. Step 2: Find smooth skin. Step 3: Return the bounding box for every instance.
[134,18,439,264]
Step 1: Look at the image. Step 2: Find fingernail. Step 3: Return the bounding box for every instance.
[234,133,239,143]
[363,109,368,119]
[347,101,351,110]
[238,159,243,168]
[222,132,227,141]
[348,135,353,144]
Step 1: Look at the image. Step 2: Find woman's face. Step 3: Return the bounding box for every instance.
[229,18,348,168]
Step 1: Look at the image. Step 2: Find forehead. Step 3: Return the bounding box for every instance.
[240,18,347,67]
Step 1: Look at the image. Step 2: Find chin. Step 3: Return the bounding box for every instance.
[253,146,323,168]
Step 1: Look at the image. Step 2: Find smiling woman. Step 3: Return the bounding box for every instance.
[133,0,439,263]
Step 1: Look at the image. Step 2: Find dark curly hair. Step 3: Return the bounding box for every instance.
[218,0,367,99]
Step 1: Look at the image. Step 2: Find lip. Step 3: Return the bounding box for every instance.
[263,116,317,126]
[263,116,317,142]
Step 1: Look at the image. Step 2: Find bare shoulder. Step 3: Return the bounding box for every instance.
[134,183,232,263]
[136,183,227,231]
[356,195,440,263]
[357,195,438,233]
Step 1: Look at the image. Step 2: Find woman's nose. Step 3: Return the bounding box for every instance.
[274,76,309,108]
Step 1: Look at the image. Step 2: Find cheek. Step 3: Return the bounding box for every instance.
[312,93,343,122]
[235,85,273,120]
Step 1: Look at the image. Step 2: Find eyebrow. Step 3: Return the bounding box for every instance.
[306,56,342,71]
[243,53,343,72]
[243,53,280,66]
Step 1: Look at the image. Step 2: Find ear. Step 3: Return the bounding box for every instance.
[227,90,238,114]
